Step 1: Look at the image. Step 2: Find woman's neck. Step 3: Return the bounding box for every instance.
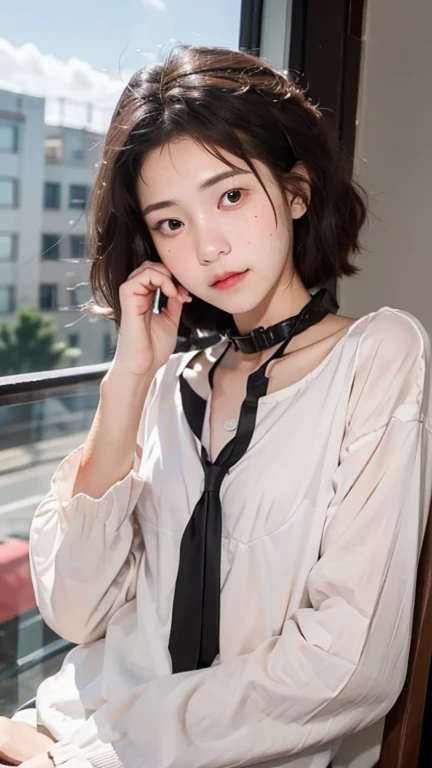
[224,272,313,369]
[232,271,311,336]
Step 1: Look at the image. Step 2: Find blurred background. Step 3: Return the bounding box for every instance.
[0,0,430,752]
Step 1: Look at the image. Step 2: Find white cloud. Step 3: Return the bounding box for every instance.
[0,38,156,132]
[142,0,166,9]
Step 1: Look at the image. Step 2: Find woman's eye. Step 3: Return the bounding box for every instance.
[222,189,244,206]
[157,219,183,235]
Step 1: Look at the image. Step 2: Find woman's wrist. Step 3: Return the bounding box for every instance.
[101,364,155,405]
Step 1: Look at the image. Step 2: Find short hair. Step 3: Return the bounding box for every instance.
[87,44,367,338]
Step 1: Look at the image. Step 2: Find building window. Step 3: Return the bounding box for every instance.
[0,178,18,208]
[39,284,58,310]
[68,283,90,308]
[41,234,61,260]
[67,333,80,348]
[0,233,17,262]
[69,184,89,210]
[0,286,15,314]
[45,137,63,163]
[71,148,84,161]
[102,332,114,361]
[44,182,61,209]
[70,234,86,259]
[0,124,19,153]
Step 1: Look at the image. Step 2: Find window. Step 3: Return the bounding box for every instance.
[69,184,89,210]
[0,286,15,314]
[69,283,90,308]
[67,333,80,348]
[44,137,63,163]
[70,234,86,259]
[44,182,61,209]
[0,123,19,153]
[41,234,60,260]
[0,178,18,207]
[39,283,58,310]
[0,233,17,262]
[71,148,84,161]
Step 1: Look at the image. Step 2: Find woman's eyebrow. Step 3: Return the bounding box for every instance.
[199,168,252,191]
[141,169,252,217]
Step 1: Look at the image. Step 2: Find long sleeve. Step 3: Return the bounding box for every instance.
[28,365,167,647]
[47,313,432,768]
[29,444,146,645]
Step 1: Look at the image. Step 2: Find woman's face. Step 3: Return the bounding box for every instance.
[137,137,305,317]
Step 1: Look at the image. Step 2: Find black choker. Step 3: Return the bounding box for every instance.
[226,288,339,354]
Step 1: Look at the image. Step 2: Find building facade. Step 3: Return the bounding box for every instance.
[0,89,115,367]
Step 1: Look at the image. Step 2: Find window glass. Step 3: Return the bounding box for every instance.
[102,332,114,362]
[67,332,80,347]
[70,234,86,259]
[0,233,16,261]
[44,137,63,163]
[39,283,58,310]
[0,124,19,152]
[69,184,89,210]
[0,0,242,712]
[44,182,61,209]
[0,285,15,314]
[41,234,60,260]
[0,0,241,372]
[71,148,84,161]
[0,179,17,207]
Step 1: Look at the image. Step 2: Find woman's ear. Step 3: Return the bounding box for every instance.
[285,162,311,220]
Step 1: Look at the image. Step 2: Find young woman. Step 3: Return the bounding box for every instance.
[1,45,431,768]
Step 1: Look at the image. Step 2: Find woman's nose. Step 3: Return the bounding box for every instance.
[194,225,231,265]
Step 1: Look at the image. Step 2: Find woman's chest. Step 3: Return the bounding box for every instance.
[139,383,344,544]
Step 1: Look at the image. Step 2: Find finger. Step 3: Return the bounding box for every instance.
[176,284,192,302]
[124,270,178,298]
[142,273,178,298]
[126,261,173,281]
[162,293,185,328]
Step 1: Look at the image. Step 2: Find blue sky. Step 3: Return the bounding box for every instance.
[0,0,242,81]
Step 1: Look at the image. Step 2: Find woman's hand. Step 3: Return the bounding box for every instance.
[0,717,55,764]
[113,261,192,376]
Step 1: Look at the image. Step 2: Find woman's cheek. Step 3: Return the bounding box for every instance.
[241,204,276,237]
[160,243,195,287]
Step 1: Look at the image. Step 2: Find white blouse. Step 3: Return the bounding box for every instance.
[18,307,432,768]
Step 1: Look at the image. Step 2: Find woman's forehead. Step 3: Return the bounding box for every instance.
[140,139,241,179]
[137,138,270,196]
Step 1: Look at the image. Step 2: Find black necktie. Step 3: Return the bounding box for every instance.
[168,289,336,672]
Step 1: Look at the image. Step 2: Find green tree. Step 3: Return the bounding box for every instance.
[0,305,82,375]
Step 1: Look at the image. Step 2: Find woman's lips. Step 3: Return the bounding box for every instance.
[211,270,249,291]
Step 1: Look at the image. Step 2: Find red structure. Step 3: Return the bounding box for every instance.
[0,539,36,624]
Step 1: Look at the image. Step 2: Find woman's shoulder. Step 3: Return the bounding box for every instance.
[343,307,431,431]
[348,306,430,366]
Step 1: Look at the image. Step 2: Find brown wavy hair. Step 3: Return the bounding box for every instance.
[87,44,367,338]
